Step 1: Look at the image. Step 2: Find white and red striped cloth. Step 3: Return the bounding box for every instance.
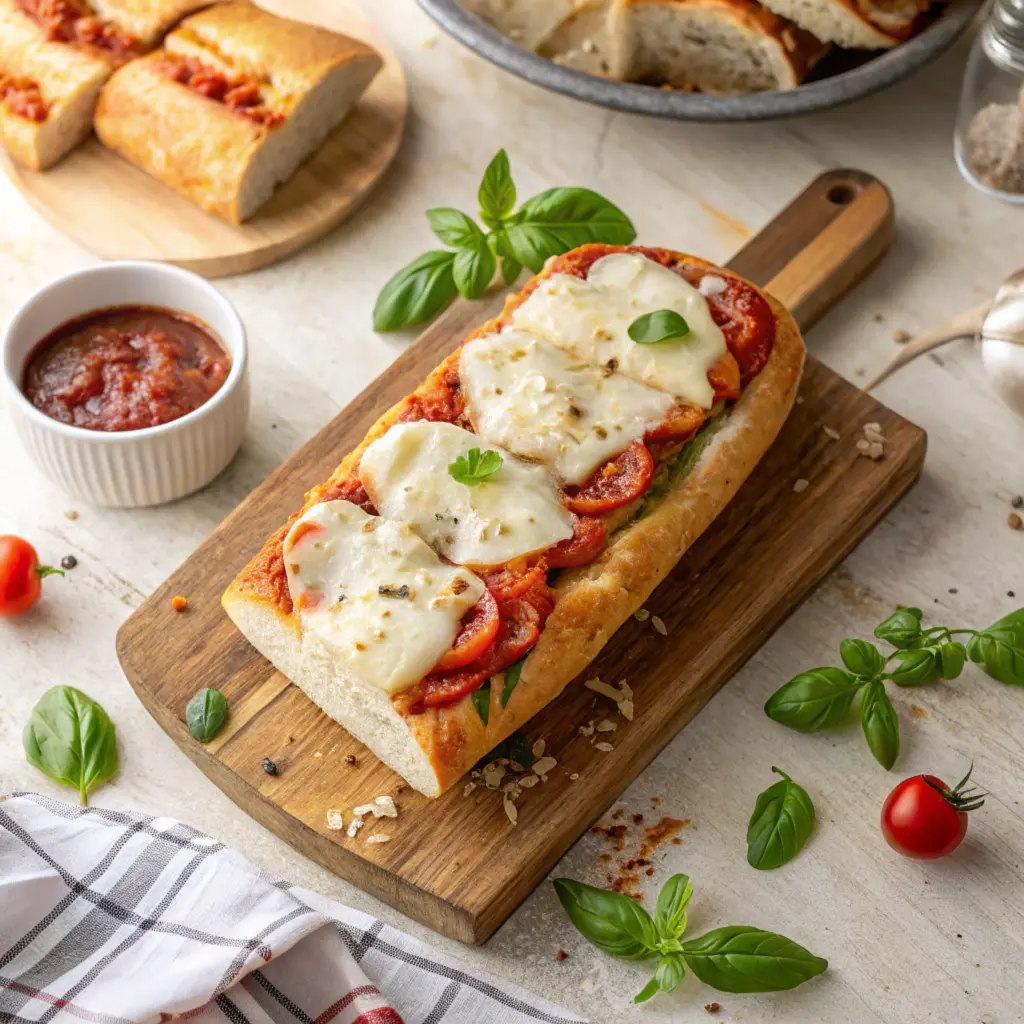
[0,794,587,1024]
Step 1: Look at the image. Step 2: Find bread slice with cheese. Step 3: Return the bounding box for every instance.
[0,0,110,170]
[94,2,382,222]
[223,245,805,798]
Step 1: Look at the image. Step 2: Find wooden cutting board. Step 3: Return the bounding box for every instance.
[116,170,925,944]
[0,0,406,279]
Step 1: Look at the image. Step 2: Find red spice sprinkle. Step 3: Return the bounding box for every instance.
[345,755,358,766]
[705,1003,721,1014]
[556,950,568,962]
[612,809,625,820]
[597,853,612,863]
[632,813,645,824]
[171,595,188,612]
[651,796,662,807]
[638,817,687,859]
[646,867,655,876]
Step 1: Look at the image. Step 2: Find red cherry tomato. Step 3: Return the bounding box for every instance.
[565,441,655,516]
[433,589,500,672]
[0,535,62,617]
[881,766,985,860]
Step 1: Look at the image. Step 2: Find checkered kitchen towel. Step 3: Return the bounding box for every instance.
[0,794,587,1024]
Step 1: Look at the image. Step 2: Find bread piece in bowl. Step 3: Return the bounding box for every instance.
[617,0,828,92]
[756,0,931,48]
[223,244,806,797]
[94,2,383,222]
[461,0,587,50]
[0,0,110,169]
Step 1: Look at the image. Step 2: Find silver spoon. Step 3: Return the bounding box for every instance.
[867,269,1024,420]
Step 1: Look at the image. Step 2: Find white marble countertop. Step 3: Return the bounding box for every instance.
[2,4,1023,1022]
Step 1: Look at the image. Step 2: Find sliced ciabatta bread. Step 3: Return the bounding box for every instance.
[618,0,827,92]
[94,2,382,222]
[461,0,587,50]
[0,0,110,169]
[536,0,627,78]
[89,0,220,48]
[755,0,929,48]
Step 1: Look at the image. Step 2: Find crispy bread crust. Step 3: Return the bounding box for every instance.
[223,253,806,796]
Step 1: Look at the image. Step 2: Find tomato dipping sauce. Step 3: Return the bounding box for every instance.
[22,306,231,432]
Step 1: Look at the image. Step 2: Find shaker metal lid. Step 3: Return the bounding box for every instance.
[984,0,1024,74]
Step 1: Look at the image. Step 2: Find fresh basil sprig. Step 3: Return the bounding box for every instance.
[471,685,491,725]
[374,149,635,331]
[501,656,526,708]
[23,686,118,806]
[449,447,502,486]
[628,309,691,345]
[555,874,827,1004]
[186,687,229,742]
[765,605,1024,769]
[746,767,815,870]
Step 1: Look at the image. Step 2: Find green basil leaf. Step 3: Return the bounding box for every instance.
[471,684,490,725]
[628,309,690,345]
[938,641,968,680]
[501,657,526,708]
[860,679,899,770]
[874,607,924,649]
[746,767,815,870]
[554,878,659,961]
[502,256,523,286]
[426,207,483,248]
[839,638,885,679]
[453,235,496,300]
[967,609,1024,685]
[373,250,458,332]
[633,976,661,1004]
[654,953,686,996]
[449,447,503,486]
[763,669,863,732]
[478,149,516,225]
[654,874,693,941]
[186,687,228,743]
[886,647,941,687]
[505,188,636,272]
[23,686,118,807]
[681,926,828,993]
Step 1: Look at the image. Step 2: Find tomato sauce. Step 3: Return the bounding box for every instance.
[23,306,230,432]
[159,55,283,128]
[15,0,140,61]
[0,71,48,122]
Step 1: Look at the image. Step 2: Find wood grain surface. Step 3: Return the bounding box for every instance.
[116,171,926,944]
[0,0,406,279]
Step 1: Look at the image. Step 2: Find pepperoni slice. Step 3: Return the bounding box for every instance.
[479,562,547,602]
[433,589,500,672]
[545,513,607,568]
[565,441,655,516]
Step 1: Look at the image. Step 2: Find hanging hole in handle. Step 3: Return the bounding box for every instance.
[826,183,858,206]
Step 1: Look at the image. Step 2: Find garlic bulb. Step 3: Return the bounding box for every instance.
[979,272,1024,420]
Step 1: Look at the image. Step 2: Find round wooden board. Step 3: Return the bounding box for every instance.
[0,0,406,279]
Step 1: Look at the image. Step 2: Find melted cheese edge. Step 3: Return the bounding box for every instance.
[359,421,574,567]
[460,329,675,486]
[508,252,727,408]
[283,500,485,694]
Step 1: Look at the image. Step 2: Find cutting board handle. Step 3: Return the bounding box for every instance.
[725,169,894,334]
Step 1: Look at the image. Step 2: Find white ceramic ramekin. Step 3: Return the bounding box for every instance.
[2,262,249,508]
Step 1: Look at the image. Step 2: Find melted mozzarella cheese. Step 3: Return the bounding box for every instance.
[284,500,485,694]
[508,252,727,408]
[460,329,675,486]
[359,421,574,567]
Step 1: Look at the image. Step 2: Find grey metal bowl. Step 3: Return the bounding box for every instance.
[417,0,981,121]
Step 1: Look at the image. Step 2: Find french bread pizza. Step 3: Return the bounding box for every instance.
[94,2,383,222]
[223,245,806,797]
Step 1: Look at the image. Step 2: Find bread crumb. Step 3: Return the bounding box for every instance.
[704,1003,721,1014]
[366,834,391,844]
[533,756,558,779]
[556,949,568,961]
[796,396,804,404]
[326,809,344,831]
[857,423,887,460]
[374,795,398,818]
[171,595,188,612]
[596,719,618,733]
[651,615,668,636]
[346,817,364,838]
[569,773,579,780]
[595,741,614,752]
[892,329,911,343]
[64,509,79,520]
[633,608,650,622]
[1012,495,1023,509]
[313,751,322,759]
[463,781,477,796]
[421,35,438,48]
[483,762,507,789]
[793,479,809,494]
[1010,512,1023,531]
[855,366,866,376]
[504,794,518,825]
[579,719,597,738]
[823,426,840,441]
[532,738,546,759]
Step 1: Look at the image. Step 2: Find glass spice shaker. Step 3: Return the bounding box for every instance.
[954,0,1024,203]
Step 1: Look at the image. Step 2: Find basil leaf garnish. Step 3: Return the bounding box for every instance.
[746,767,815,870]
[504,187,636,273]
[681,926,828,993]
[23,685,118,806]
[654,873,692,939]
[449,447,503,486]
[628,309,690,345]
[373,250,458,332]
[553,879,659,961]
[186,687,229,743]
[502,256,523,286]
[763,668,863,732]
[860,679,899,770]
[478,148,516,226]
[886,647,941,687]
[839,638,885,678]
[634,954,685,1002]
[471,684,490,725]
[967,608,1024,686]
[938,640,968,680]
[633,975,661,1005]
[426,207,483,248]
[500,657,525,708]
[453,235,496,300]
[874,607,924,649]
